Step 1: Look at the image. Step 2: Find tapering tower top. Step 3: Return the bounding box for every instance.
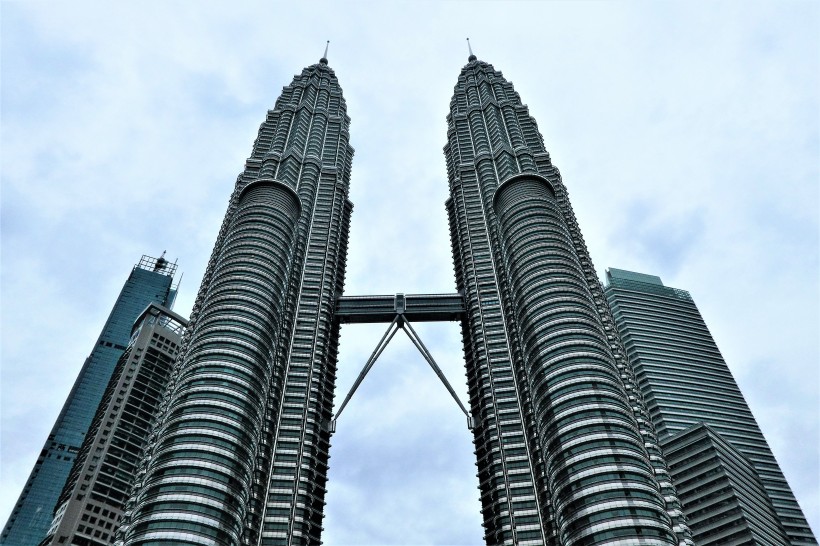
[466,37,476,62]
[320,40,329,64]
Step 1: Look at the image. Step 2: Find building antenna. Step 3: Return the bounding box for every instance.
[467,38,476,61]
[320,41,329,64]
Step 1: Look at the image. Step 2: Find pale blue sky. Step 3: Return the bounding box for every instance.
[2,1,817,543]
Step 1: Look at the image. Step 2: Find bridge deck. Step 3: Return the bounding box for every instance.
[336,293,465,324]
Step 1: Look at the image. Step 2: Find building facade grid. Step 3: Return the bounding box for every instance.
[444,56,691,546]
[39,304,188,546]
[118,58,353,546]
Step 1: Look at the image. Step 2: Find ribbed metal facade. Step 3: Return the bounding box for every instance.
[2,255,177,546]
[444,56,691,546]
[119,58,353,546]
[604,268,817,545]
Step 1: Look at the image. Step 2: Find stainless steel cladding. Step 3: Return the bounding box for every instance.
[493,174,674,545]
[125,180,301,545]
[444,56,692,546]
[121,57,353,546]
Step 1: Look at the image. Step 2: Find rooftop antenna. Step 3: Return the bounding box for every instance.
[467,38,476,62]
[155,250,168,271]
[320,40,329,64]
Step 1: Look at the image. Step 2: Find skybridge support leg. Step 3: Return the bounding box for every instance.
[401,320,474,430]
[330,299,474,432]
[331,316,400,432]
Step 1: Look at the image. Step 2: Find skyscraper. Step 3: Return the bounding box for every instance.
[38,304,187,546]
[114,53,697,546]
[118,55,353,545]
[443,54,690,545]
[604,267,817,545]
[1,255,177,546]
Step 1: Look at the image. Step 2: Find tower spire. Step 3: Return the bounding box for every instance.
[467,37,476,62]
[320,40,329,64]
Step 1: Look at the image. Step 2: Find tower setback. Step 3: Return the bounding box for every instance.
[23,53,810,546]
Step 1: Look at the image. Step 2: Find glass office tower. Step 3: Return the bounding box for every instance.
[604,267,816,545]
[38,304,187,546]
[1,255,177,546]
[444,55,690,545]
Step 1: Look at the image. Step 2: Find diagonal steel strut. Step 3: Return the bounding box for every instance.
[332,316,400,431]
[401,320,474,430]
[330,314,473,432]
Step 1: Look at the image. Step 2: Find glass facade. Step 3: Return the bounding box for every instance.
[38,304,187,546]
[46,55,792,546]
[444,56,690,545]
[604,267,817,545]
[1,255,176,546]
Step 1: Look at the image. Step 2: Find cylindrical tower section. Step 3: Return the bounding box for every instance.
[123,179,301,546]
[493,173,676,546]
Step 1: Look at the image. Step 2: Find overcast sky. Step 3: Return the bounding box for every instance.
[2,1,817,544]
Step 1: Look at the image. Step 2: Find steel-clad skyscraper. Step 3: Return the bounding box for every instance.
[604,268,817,545]
[119,55,353,546]
[1,255,177,546]
[443,54,691,546]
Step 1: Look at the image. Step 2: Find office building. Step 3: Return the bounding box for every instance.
[2,255,178,546]
[118,55,354,546]
[443,54,690,545]
[604,267,816,545]
[662,423,789,545]
[38,304,187,546]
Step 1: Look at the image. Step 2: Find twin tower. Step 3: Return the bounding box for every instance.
[117,55,694,545]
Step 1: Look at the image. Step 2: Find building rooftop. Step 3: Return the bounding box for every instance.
[606,267,664,286]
